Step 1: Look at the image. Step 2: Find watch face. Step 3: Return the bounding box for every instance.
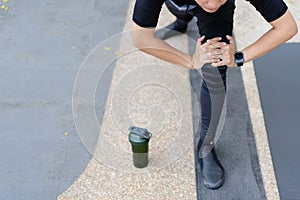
[235,52,244,67]
[235,52,243,60]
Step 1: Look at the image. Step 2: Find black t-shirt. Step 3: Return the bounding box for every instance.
[132,0,288,28]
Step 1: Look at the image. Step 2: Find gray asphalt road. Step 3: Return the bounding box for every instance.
[0,1,128,199]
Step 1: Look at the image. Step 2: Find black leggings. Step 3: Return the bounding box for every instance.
[165,0,235,154]
[198,65,227,154]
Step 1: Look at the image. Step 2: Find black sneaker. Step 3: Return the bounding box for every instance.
[199,147,225,189]
[154,19,188,40]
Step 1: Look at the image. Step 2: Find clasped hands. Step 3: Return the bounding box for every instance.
[192,35,237,69]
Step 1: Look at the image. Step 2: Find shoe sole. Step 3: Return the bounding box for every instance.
[201,175,225,190]
[199,166,225,190]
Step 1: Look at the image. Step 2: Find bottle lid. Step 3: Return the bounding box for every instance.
[128,126,152,139]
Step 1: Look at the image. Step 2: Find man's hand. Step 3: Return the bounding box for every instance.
[212,35,237,67]
[192,36,227,69]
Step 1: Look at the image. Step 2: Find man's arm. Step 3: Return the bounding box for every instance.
[132,22,194,68]
[132,22,226,69]
[212,9,297,67]
[242,10,297,63]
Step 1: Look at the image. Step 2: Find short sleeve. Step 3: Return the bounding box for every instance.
[247,0,288,22]
[132,0,165,28]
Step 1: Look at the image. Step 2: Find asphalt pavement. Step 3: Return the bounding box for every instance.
[0,0,128,199]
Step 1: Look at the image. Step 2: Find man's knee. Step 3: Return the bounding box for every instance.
[201,64,227,94]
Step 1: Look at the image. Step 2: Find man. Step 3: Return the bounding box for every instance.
[132,0,297,190]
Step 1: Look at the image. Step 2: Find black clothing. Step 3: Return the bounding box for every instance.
[132,0,288,28]
[155,0,236,43]
[171,0,197,6]
[199,147,225,189]
[132,0,288,160]
[193,0,235,43]
[165,0,196,22]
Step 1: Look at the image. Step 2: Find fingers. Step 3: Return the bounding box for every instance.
[211,46,235,67]
[208,48,224,56]
[226,35,235,45]
[204,38,222,47]
[220,45,230,51]
[211,60,225,67]
[208,37,222,41]
[197,36,205,44]
[204,36,234,50]
[201,37,221,46]
[208,43,227,51]
[203,39,226,51]
[194,36,235,68]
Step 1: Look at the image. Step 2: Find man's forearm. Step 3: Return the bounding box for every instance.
[242,10,297,63]
[243,27,296,63]
[132,22,193,69]
[135,36,193,69]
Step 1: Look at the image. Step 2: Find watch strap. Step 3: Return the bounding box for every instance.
[234,51,244,67]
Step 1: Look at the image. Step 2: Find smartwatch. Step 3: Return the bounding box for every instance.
[234,51,244,67]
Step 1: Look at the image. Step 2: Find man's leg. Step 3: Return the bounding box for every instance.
[198,65,227,150]
[154,0,194,40]
[194,0,235,189]
[197,64,227,190]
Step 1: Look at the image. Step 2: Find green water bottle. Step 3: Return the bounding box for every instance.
[128,126,152,168]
